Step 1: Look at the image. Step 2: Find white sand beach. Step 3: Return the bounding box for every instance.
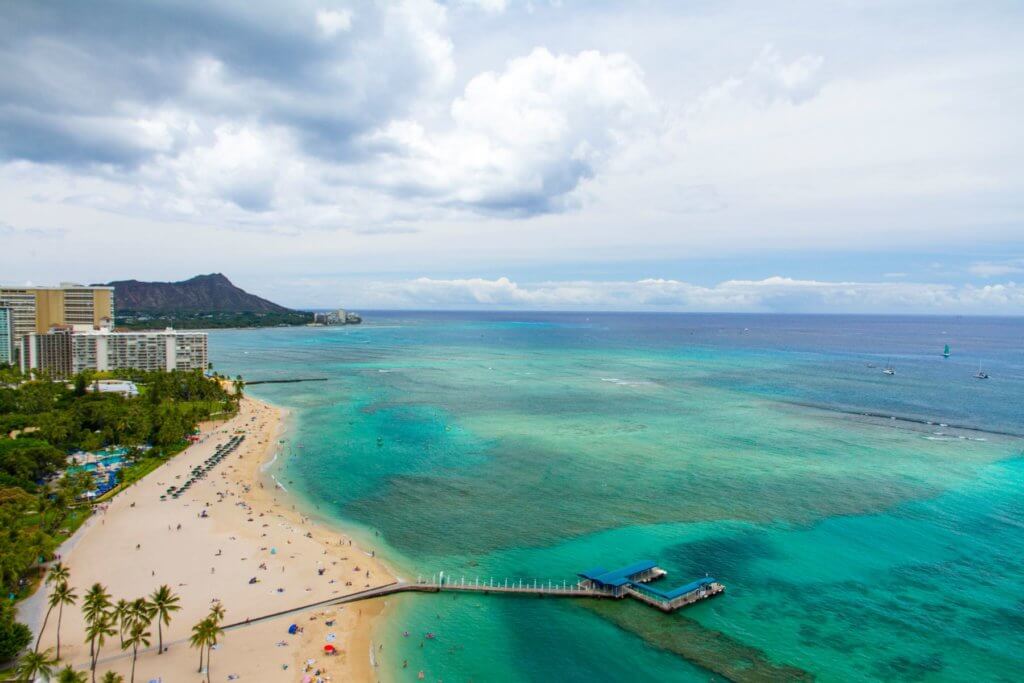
[29,397,394,682]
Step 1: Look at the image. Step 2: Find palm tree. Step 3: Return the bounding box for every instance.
[148,585,180,654]
[100,672,124,683]
[56,664,88,682]
[203,617,223,683]
[36,588,59,654]
[85,612,115,683]
[36,563,72,653]
[124,622,151,683]
[207,601,225,625]
[189,618,211,674]
[81,583,111,661]
[111,599,130,649]
[46,562,70,587]
[128,599,155,629]
[15,647,57,682]
[50,582,78,659]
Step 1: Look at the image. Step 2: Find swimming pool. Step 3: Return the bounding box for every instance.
[67,448,129,473]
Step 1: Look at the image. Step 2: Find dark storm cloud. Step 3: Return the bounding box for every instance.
[0,0,447,166]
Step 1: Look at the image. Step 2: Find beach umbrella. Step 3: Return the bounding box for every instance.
[288,624,298,634]
[323,644,335,653]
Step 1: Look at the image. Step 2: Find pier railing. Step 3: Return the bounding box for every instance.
[414,574,615,597]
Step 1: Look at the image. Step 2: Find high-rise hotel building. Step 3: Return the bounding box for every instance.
[20,328,208,377]
[0,283,114,344]
[0,307,14,366]
[3,283,209,377]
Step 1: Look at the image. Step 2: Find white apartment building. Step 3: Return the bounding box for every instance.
[72,328,208,373]
[21,327,208,376]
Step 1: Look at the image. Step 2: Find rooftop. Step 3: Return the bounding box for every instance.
[578,560,658,588]
[634,577,716,601]
[0,283,114,291]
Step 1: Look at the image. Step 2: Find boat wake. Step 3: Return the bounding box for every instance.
[601,377,655,387]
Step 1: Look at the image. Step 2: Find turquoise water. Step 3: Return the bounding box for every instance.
[210,313,1024,682]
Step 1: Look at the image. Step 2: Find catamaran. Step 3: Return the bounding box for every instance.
[882,362,895,375]
[975,363,989,379]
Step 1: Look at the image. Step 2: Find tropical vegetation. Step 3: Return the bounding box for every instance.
[0,364,235,667]
[0,600,32,663]
[16,569,183,682]
[13,647,57,682]
[56,663,88,682]
[117,309,312,330]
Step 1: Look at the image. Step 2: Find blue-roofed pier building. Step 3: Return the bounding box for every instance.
[577,560,666,597]
[577,561,724,611]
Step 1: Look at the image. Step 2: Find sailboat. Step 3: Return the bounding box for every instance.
[882,360,895,375]
[975,362,989,380]
[943,344,950,358]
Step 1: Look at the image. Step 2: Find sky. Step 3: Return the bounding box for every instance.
[1,0,1023,314]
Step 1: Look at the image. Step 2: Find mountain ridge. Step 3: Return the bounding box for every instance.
[106,273,292,313]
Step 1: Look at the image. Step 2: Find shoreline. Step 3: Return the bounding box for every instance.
[246,396,400,681]
[32,396,395,682]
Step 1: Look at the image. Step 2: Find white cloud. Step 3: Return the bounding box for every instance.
[316,8,353,37]
[695,44,825,110]
[150,124,302,213]
[2,0,1024,295]
[365,47,656,214]
[0,220,66,239]
[457,0,508,13]
[968,260,1024,278]
[366,275,1024,314]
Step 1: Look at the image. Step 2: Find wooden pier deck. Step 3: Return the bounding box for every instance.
[410,576,615,599]
[288,573,723,615]
[213,569,725,632]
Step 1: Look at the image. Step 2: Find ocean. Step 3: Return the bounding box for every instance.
[209,312,1024,682]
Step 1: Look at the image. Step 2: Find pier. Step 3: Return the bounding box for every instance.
[210,562,724,636]
[244,377,328,385]
[312,563,723,615]
[112,570,720,670]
